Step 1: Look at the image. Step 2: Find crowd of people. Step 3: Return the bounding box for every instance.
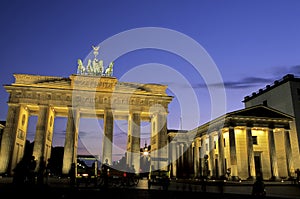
[12,155,51,187]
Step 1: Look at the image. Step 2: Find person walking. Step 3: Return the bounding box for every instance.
[295,168,300,184]
[252,176,266,198]
[101,159,110,189]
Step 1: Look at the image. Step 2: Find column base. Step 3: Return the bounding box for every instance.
[231,176,241,181]
[247,176,255,181]
[269,176,281,181]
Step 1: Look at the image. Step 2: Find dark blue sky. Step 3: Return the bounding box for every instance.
[1,0,300,159]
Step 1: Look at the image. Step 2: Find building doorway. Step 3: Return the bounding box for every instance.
[215,158,219,178]
[254,153,262,178]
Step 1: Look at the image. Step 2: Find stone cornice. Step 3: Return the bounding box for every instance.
[9,74,172,97]
[4,74,173,113]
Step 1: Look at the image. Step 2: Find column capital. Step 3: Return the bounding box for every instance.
[229,126,235,130]
[246,126,252,130]
[130,110,141,114]
[7,102,20,107]
[284,129,290,132]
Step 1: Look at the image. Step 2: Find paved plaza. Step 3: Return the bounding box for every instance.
[0,176,299,199]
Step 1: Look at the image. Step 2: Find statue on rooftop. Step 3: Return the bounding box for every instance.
[77,59,85,74]
[105,61,114,76]
[76,45,114,77]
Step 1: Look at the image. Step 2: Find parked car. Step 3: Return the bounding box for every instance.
[148,170,170,190]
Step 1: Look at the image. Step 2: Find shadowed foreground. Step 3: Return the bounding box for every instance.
[0,183,293,199]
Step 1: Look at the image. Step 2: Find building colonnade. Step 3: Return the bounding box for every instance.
[0,74,172,176]
[168,106,300,180]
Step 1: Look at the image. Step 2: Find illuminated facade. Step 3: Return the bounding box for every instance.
[0,121,5,152]
[243,74,300,153]
[169,105,300,180]
[0,73,173,175]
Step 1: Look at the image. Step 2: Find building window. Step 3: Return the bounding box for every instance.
[206,143,208,151]
[252,136,258,145]
[263,100,268,106]
[214,141,216,149]
[223,138,226,147]
[297,88,300,95]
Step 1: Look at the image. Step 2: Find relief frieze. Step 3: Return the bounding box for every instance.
[73,79,98,88]
[66,95,71,101]
[47,130,52,141]
[14,74,66,84]
[17,129,25,140]
[73,95,103,106]
[111,97,129,105]
[8,84,169,109]
[71,75,117,91]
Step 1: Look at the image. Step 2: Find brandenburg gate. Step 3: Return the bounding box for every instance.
[0,47,173,175]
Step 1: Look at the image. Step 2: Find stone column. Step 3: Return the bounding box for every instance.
[175,144,180,177]
[157,113,168,170]
[102,109,114,165]
[194,138,200,178]
[0,103,20,174]
[180,143,185,177]
[200,136,207,176]
[246,127,255,179]
[229,127,238,179]
[209,134,215,177]
[32,105,48,172]
[150,112,168,171]
[186,143,193,177]
[62,107,80,175]
[10,105,29,175]
[218,129,225,177]
[284,129,293,177]
[170,142,177,178]
[268,128,279,179]
[44,108,55,164]
[129,112,141,174]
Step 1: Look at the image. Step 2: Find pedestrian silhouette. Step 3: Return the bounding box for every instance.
[252,176,266,198]
[37,156,46,186]
[45,158,52,185]
[295,168,300,184]
[12,157,27,187]
[101,159,109,189]
[201,177,207,192]
[28,155,37,185]
[69,163,76,187]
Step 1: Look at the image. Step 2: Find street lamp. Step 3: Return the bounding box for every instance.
[140,142,151,178]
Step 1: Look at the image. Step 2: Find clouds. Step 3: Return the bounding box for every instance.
[203,77,273,89]
[191,65,300,90]
[270,65,300,77]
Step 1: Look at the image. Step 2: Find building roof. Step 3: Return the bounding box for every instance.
[190,104,293,135]
[226,104,294,119]
[243,74,300,102]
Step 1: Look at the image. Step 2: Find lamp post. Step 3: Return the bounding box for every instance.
[141,142,151,178]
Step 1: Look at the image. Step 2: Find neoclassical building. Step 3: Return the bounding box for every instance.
[168,105,300,180]
[243,74,300,153]
[0,72,173,176]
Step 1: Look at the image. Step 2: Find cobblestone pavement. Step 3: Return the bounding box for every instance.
[0,177,299,199]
